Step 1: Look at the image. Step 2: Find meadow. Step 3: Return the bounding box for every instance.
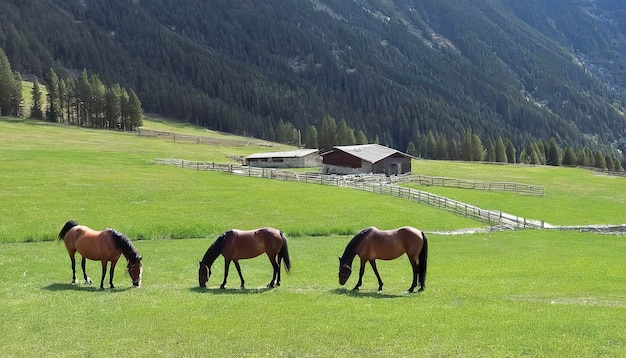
[1,118,625,356]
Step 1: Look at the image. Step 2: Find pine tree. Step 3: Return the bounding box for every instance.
[30,79,44,120]
[77,70,92,127]
[105,85,122,130]
[355,129,368,145]
[546,138,560,166]
[128,89,143,130]
[336,118,356,145]
[11,72,23,117]
[471,133,484,161]
[318,115,337,151]
[0,48,19,116]
[605,155,614,171]
[304,125,318,149]
[406,141,417,156]
[505,140,516,163]
[561,146,576,166]
[424,131,436,159]
[495,136,507,163]
[46,68,60,122]
[594,151,606,170]
[576,149,588,167]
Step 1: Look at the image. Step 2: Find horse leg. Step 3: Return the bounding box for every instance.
[369,260,384,291]
[267,256,279,288]
[233,260,245,289]
[352,259,366,291]
[276,255,282,287]
[69,253,77,284]
[220,259,231,289]
[81,257,92,284]
[407,257,419,293]
[99,261,108,290]
[108,260,117,289]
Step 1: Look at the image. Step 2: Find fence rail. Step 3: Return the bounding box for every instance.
[155,158,546,228]
[400,174,545,196]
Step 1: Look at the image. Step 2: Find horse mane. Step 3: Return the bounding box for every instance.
[341,227,374,265]
[201,230,232,267]
[108,229,141,262]
[58,219,79,240]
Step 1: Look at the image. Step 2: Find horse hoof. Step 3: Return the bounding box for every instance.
[219,285,226,290]
[99,286,106,290]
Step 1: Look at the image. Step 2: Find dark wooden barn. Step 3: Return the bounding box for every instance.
[321,144,412,175]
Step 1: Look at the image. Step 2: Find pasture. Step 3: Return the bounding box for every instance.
[1,118,625,356]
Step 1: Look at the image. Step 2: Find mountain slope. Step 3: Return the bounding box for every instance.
[1,0,625,157]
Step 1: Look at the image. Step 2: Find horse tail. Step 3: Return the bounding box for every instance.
[279,231,291,274]
[58,220,79,241]
[418,232,428,288]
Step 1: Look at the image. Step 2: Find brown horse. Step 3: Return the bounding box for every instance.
[338,226,428,293]
[58,220,143,289]
[198,228,291,289]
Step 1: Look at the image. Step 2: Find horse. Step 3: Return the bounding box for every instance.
[338,226,428,293]
[198,228,291,289]
[58,220,143,289]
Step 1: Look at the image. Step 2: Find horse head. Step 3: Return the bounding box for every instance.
[338,257,352,285]
[198,261,211,287]
[128,256,142,287]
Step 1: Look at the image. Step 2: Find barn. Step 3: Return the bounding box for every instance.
[321,144,412,175]
[245,149,321,168]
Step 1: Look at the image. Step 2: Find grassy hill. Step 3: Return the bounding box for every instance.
[1,117,625,356]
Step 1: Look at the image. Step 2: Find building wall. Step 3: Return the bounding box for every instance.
[246,154,320,168]
[377,156,412,175]
[323,161,372,175]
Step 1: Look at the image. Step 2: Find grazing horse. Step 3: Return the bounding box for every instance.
[338,226,428,293]
[198,228,291,289]
[58,220,142,289]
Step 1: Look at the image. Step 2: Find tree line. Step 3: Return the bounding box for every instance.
[278,108,623,172]
[0,48,142,131]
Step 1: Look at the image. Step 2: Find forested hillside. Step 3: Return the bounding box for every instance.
[1,0,625,165]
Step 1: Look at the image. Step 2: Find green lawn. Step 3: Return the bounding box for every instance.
[409,160,626,226]
[1,230,624,356]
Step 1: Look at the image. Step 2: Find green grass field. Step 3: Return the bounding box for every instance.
[1,118,625,356]
[408,160,626,226]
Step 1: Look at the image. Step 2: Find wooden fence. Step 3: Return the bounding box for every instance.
[155,158,546,229]
[138,128,273,148]
[400,174,545,196]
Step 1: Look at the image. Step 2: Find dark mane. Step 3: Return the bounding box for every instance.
[340,227,374,265]
[58,219,79,240]
[108,229,141,262]
[201,230,232,267]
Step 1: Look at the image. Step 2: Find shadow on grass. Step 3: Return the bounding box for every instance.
[190,286,273,295]
[43,283,132,292]
[330,287,417,299]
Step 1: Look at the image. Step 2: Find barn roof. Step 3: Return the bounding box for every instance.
[245,149,319,160]
[326,144,409,163]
